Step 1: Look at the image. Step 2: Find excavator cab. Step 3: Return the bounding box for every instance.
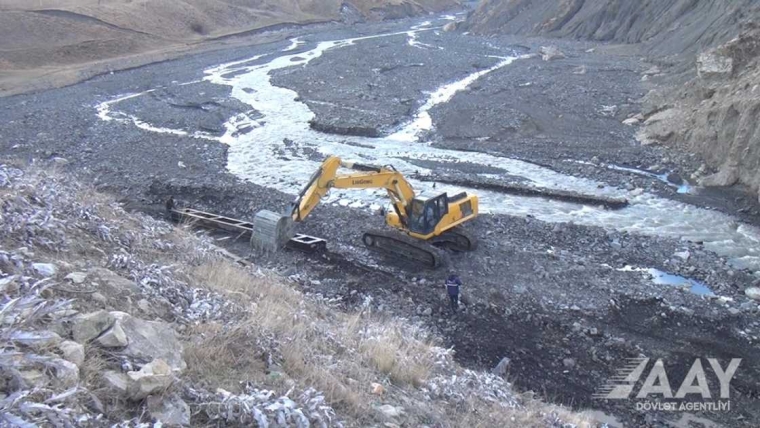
[407,194,449,235]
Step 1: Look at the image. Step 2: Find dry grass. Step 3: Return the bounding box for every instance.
[184,261,440,420]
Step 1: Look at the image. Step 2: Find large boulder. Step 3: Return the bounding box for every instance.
[72,310,115,343]
[88,268,142,295]
[110,312,185,371]
[746,287,760,301]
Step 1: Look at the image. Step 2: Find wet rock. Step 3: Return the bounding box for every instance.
[111,312,186,371]
[65,272,88,284]
[32,263,57,277]
[745,287,760,301]
[538,46,565,61]
[59,340,85,367]
[667,172,684,185]
[492,357,511,377]
[148,393,190,426]
[127,359,174,400]
[72,310,115,343]
[96,320,129,348]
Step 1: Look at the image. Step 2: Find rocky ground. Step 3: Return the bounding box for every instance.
[1,10,760,428]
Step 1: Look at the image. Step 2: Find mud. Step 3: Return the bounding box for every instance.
[1,12,759,427]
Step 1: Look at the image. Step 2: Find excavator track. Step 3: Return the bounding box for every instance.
[362,229,448,269]
[431,227,478,252]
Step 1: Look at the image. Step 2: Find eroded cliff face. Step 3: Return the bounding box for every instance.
[641,28,760,200]
[463,0,760,202]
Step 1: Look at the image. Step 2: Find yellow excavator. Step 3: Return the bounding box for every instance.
[251,155,479,268]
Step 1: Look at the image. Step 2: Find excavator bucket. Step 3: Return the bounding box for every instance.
[250,210,295,252]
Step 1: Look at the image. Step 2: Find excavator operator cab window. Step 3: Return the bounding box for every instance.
[408,194,449,235]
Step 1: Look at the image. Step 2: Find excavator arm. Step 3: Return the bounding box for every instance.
[288,156,416,225]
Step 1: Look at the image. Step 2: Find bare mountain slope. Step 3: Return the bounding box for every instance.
[0,0,459,94]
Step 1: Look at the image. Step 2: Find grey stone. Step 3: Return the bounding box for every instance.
[148,393,190,426]
[492,357,510,377]
[64,272,88,284]
[53,358,79,388]
[696,51,733,79]
[538,45,565,61]
[72,310,115,343]
[96,320,129,348]
[744,287,760,301]
[127,359,173,400]
[111,312,185,371]
[103,371,129,395]
[376,404,405,420]
[32,263,57,277]
[563,358,576,368]
[59,340,85,367]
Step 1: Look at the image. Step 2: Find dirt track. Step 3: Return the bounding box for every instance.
[1,12,760,427]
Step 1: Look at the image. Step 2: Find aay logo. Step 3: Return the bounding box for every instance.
[594,358,741,411]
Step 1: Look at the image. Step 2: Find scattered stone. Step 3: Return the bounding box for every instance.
[32,263,57,277]
[492,357,511,377]
[643,65,661,75]
[696,51,733,80]
[88,268,141,294]
[563,358,576,368]
[96,320,129,348]
[148,393,191,426]
[572,65,587,74]
[65,272,88,284]
[728,307,741,316]
[53,358,79,388]
[630,188,645,196]
[622,117,640,126]
[103,371,129,395]
[443,22,457,32]
[422,307,433,316]
[376,404,405,420]
[371,382,385,395]
[11,330,61,349]
[92,292,107,304]
[538,46,565,61]
[674,251,691,261]
[127,359,174,400]
[72,310,115,343]
[52,157,70,165]
[20,369,47,388]
[745,287,760,301]
[59,340,85,367]
[111,312,186,371]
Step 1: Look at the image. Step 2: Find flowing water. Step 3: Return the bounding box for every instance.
[95,20,760,272]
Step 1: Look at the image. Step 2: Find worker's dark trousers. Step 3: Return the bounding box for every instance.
[449,294,459,312]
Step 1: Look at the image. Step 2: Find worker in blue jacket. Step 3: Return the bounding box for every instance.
[445,273,462,313]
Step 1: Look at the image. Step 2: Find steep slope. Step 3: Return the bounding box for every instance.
[462,0,760,203]
[0,0,460,94]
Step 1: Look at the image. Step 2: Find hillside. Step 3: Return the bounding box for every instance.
[0,0,459,95]
[461,0,760,205]
[0,161,598,426]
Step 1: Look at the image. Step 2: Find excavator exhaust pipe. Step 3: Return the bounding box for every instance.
[250,210,295,252]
